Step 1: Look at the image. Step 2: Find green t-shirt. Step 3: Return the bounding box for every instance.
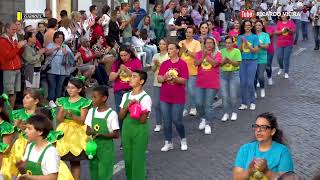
[257,32,270,64]
[220,48,242,72]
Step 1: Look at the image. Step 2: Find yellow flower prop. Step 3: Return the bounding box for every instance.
[119,70,130,82]
[282,28,289,36]
[94,124,100,132]
[201,59,212,70]
[27,170,32,175]
[168,69,178,78]
[242,41,252,53]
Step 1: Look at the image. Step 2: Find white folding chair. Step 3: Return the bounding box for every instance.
[134,46,147,67]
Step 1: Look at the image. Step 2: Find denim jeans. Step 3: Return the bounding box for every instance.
[314,26,320,47]
[114,90,130,113]
[47,74,68,101]
[143,45,158,64]
[195,88,218,124]
[152,86,162,125]
[301,21,309,40]
[292,19,300,44]
[254,64,267,89]
[239,60,257,105]
[185,76,197,111]
[122,37,132,45]
[276,46,293,74]
[220,71,240,113]
[266,53,274,78]
[160,102,185,142]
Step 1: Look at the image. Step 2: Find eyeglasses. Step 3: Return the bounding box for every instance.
[252,124,272,132]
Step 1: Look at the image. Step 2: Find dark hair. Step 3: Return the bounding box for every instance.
[35,107,53,121]
[256,112,287,145]
[186,26,196,34]
[38,22,46,27]
[60,10,68,18]
[140,29,148,40]
[0,21,4,35]
[278,172,303,180]
[168,42,180,50]
[102,5,110,15]
[153,3,163,12]
[253,19,266,33]
[68,78,86,97]
[94,16,101,24]
[90,5,97,13]
[27,114,53,139]
[199,22,209,34]
[47,18,57,28]
[24,88,43,107]
[116,45,137,70]
[224,35,233,42]
[93,85,109,98]
[0,97,10,122]
[240,20,254,35]
[24,25,32,33]
[53,31,65,42]
[24,31,34,41]
[133,70,147,86]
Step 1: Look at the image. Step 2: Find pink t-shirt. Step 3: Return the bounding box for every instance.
[228,29,239,48]
[195,51,222,89]
[111,58,142,92]
[158,58,189,104]
[276,20,296,47]
[211,31,221,42]
[266,25,275,54]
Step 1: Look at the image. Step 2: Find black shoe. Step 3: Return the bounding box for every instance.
[314,47,319,50]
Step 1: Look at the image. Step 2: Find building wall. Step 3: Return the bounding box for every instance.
[0,0,25,23]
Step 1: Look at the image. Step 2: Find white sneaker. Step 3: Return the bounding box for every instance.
[189,108,197,116]
[204,125,212,134]
[260,89,266,98]
[231,112,237,121]
[238,104,248,110]
[284,73,289,79]
[180,138,188,151]
[161,141,174,152]
[277,69,283,75]
[49,100,57,108]
[249,103,256,110]
[154,125,161,132]
[199,119,206,130]
[268,78,273,85]
[254,92,257,99]
[183,109,188,117]
[256,82,260,88]
[221,113,229,122]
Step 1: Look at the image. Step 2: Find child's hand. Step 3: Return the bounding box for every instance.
[16,160,26,174]
[17,174,31,180]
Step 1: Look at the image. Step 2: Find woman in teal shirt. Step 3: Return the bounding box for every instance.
[151,3,166,43]
[233,112,294,180]
[254,20,270,99]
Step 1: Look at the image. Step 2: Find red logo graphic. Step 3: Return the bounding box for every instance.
[240,10,255,19]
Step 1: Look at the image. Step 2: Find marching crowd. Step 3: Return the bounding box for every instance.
[0,0,320,179]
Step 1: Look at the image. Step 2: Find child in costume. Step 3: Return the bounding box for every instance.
[55,77,91,180]
[119,70,152,180]
[85,85,120,180]
[16,114,60,179]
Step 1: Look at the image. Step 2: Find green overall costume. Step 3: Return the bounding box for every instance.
[25,143,52,176]
[122,92,149,180]
[89,108,115,180]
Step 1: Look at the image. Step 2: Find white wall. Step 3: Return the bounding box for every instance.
[25,0,46,28]
[78,0,92,17]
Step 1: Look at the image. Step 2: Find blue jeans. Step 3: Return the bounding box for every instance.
[47,74,68,101]
[292,19,300,44]
[254,64,267,89]
[276,46,293,74]
[239,60,257,105]
[266,53,274,78]
[220,71,240,113]
[152,86,162,125]
[195,88,218,124]
[160,102,185,141]
[314,26,320,47]
[114,90,130,113]
[301,21,309,40]
[122,37,132,45]
[185,76,197,111]
[143,45,158,64]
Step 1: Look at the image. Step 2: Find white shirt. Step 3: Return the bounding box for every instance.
[58,27,74,42]
[85,108,120,132]
[232,0,241,11]
[301,10,310,21]
[23,143,60,175]
[310,3,320,26]
[291,1,303,20]
[131,36,146,48]
[120,91,152,112]
[168,17,177,37]
[102,14,111,36]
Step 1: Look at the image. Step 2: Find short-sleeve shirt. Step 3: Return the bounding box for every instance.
[23,143,60,175]
[266,26,275,54]
[234,141,294,173]
[237,33,259,60]
[85,108,120,132]
[220,48,242,72]
[257,32,271,64]
[158,59,189,104]
[121,12,132,38]
[275,20,296,47]
[175,15,194,40]
[13,108,33,122]
[46,43,75,75]
[178,39,202,76]
[119,91,152,112]
[56,97,92,117]
[152,53,170,87]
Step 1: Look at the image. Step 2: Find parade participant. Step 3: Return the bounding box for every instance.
[119,70,152,180]
[233,112,294,180]
[206,20,221,43]
[151,39,169,132]
[16,115,59,179]
[157,42,189,152]
[254,20,270,98]
[275,12,296,79]
[179,27,201,117]
[151,3,166,43]
[109,45,142,113]
[194,37,222,134]
[237,20,259,111]
[194,22,213,46]
[228,19,241,47]
[220,36,242,121]
[55,77,91,180]
[85,86,120,180]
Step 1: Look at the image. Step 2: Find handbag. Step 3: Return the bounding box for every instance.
[41,50,59,73]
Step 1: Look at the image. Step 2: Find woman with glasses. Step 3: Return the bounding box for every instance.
[232,112,294,180]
